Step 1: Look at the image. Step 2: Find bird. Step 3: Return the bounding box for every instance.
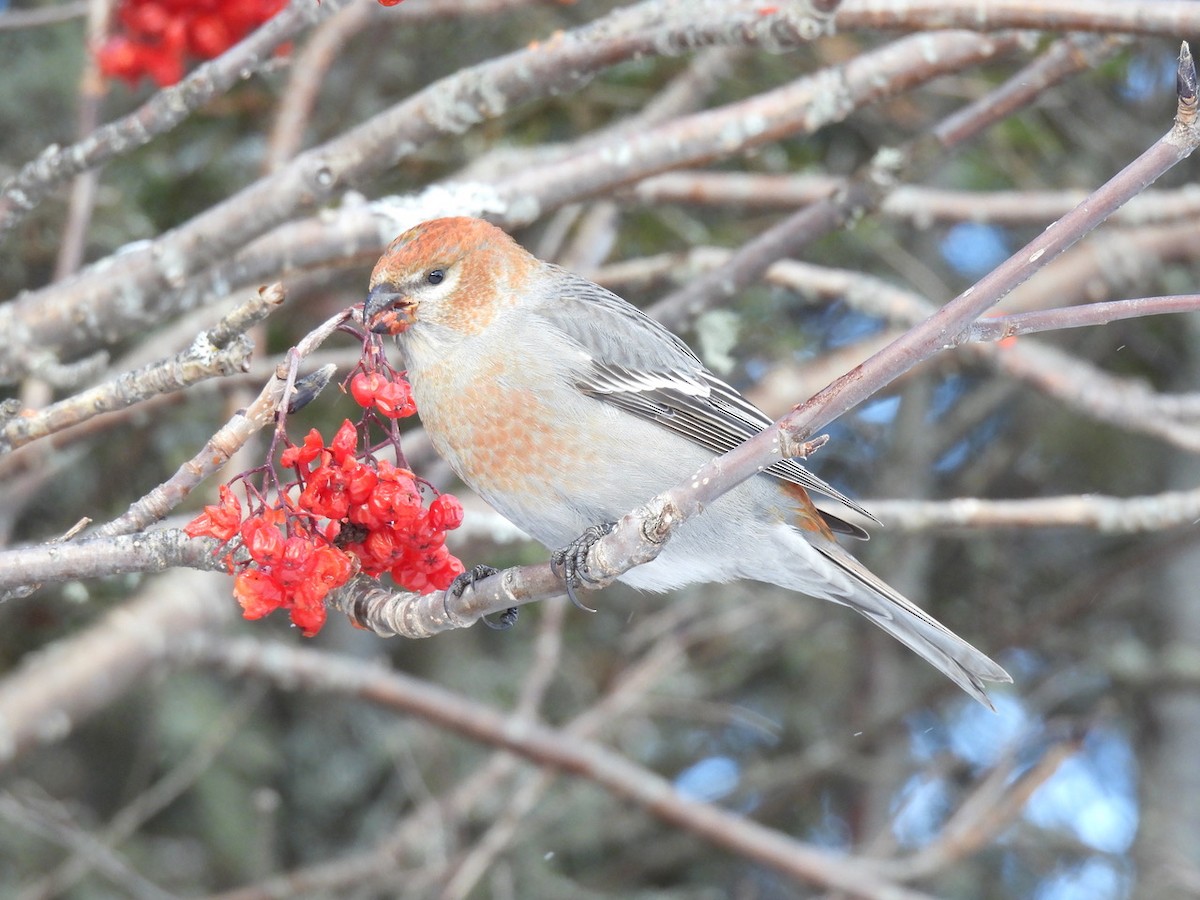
[364,216,1011,708]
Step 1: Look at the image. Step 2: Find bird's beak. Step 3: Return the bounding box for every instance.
[365,283,415,335]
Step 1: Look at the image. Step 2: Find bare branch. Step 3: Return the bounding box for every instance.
[630,172,1200,226]
[650,30,1111,326]
[183,635,936,900]
[0,0,344,237]
[94,302,350,539]
[0,284,284,454]
[0,569,233,766]
[836,0,1200,35]
[0,530,221,591]
[969,294,1200,341]
[0,1,839,383]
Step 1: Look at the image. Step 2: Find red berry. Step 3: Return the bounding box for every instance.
[374,378,416,418]
[189,14,232,58]
[350,371,385,408]
[428,494,464,531]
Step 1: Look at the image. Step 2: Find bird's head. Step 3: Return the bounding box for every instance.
[365,216,531,337]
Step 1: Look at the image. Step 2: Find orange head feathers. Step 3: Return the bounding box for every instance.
[365,217,535,336]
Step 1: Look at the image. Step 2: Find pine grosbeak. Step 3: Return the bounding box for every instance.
[365,217,1011,707]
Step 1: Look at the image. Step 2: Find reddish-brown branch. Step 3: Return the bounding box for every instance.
[968,294,1200,341]
[755,258,1200,440]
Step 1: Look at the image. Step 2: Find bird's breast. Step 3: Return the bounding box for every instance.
[409,352,604,501]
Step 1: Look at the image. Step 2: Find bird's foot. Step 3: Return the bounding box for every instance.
[445,564,517,631]
[550,523,615,612]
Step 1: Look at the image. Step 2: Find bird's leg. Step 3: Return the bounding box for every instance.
[550,522,615,612]
[444,564,517,630]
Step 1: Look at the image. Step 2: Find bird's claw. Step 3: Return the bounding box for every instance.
[444,564,517,631]
[550,523,614,613]
[482,606,519,631]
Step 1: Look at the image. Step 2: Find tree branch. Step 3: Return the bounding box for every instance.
[0,0,840,383]
[182,635,935,900]
[0,0,344,238]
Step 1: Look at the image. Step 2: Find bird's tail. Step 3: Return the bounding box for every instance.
[797,539,1012,709]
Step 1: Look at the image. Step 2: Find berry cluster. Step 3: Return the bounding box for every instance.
[349,370,416,419]
[285,418,465,592]
[186,368,465,636]
[97,0,285,87]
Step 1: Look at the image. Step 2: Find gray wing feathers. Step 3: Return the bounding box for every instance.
[534,268,876,532]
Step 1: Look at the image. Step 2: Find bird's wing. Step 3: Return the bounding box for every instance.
[533,267,876,537]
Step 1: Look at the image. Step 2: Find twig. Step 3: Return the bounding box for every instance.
[52,0,112,280]
[0,2,87,30]
[759,258,1200,440]
[969,294,1200,340]
[264,0,554,172]
[0,284,283,454]
[93,302,349,539]
[862,488,1200,533]
[878,733,1083,880]
[650,31,1110,326]
[0,2,866,382]
[493,30,1022,230]
[264,1,376,171]
[1002,221,1200,313]
[632,172,1200,226]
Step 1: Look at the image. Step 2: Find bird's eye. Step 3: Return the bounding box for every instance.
[426,269,445,285]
